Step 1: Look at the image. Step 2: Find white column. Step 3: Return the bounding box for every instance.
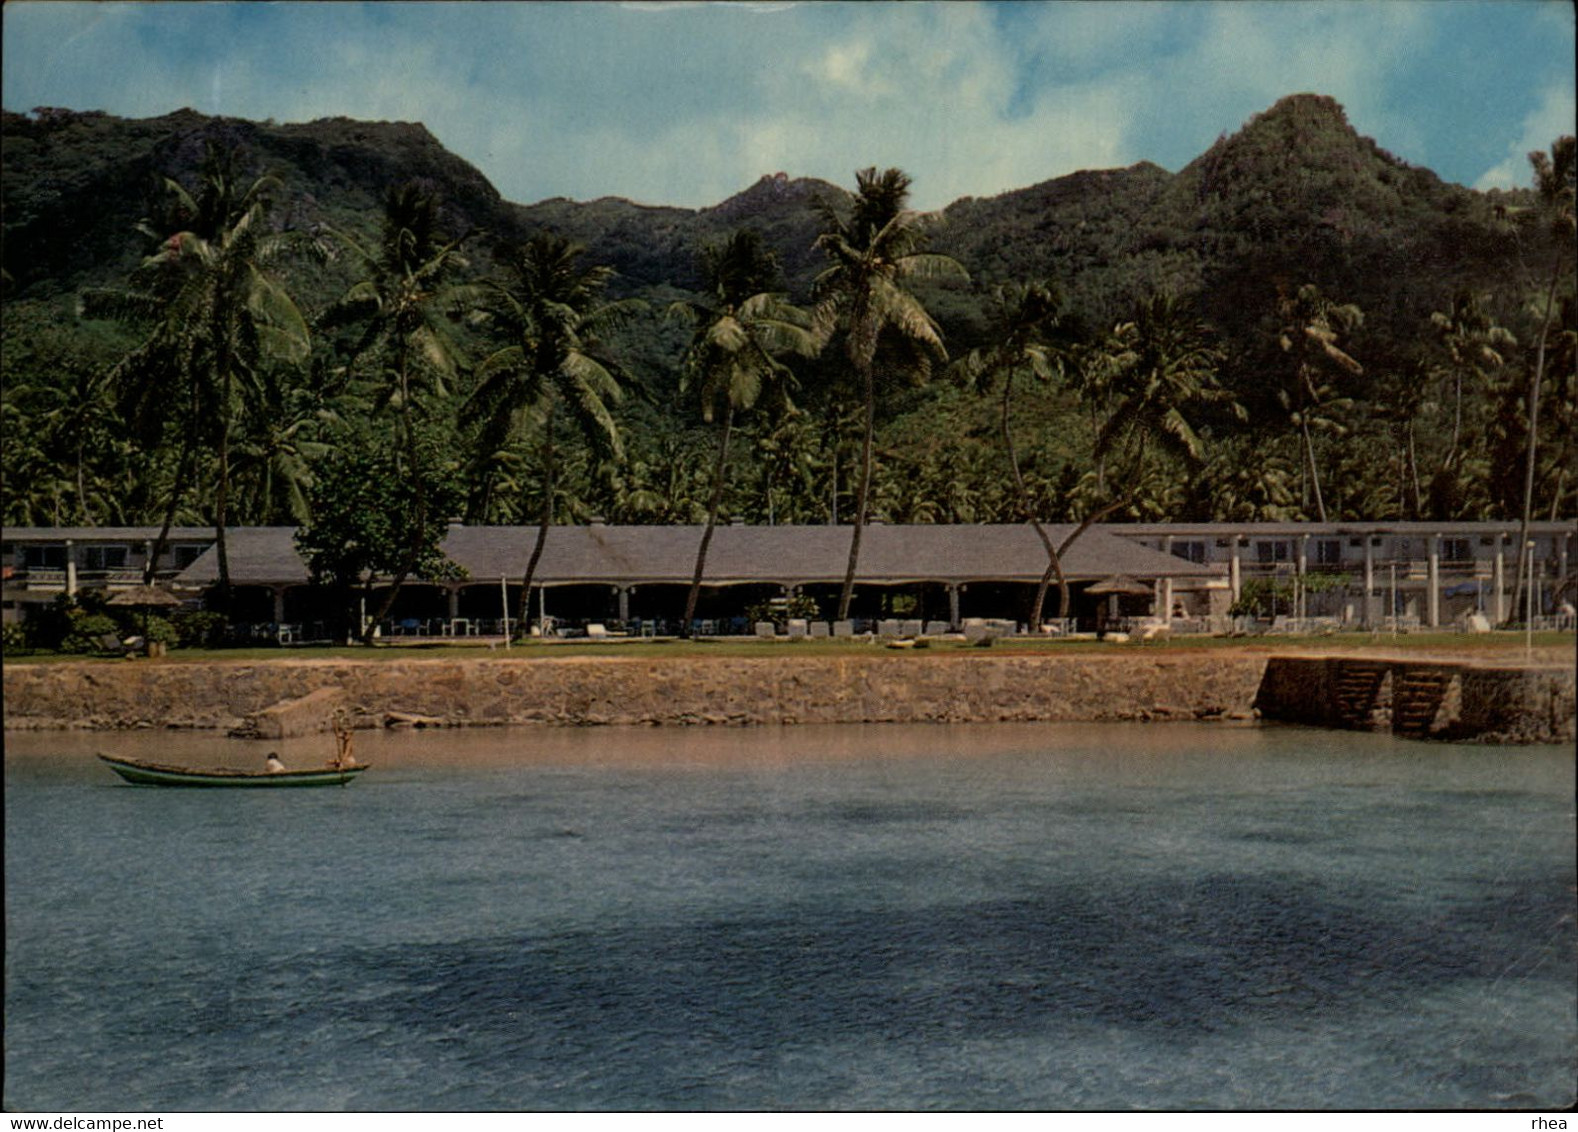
[1493,543,1506,624]
[448,586,460,621]
[1229,540,1242,606]
[65,539,78,596]
[617,586,631,622]
[1427,534,1441,628]
[1297,535,1309,621]
[1363,537,1375,628]
[272,588,286,623]
[948,584,961,629]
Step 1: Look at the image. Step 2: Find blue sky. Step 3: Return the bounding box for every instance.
[3,1,1573,210]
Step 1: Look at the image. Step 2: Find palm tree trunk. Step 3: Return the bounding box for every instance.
[518,400,556,635]
[1044,497,1129,621]
[683,401,734,638]
[1510,253,1564,624]
[75,441,90,525]
[360,356,430,644]
[1000,380,1064,629]
[144,441,196,585]
[213,412,233,615]
[1447,372,1463,472]
[1404,421,1423,519]
[837,364,876,622]
[1301,418,1328,522]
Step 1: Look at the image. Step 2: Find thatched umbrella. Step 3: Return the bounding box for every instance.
[1085,575,1154,597]
[107,585,182,650]
[1085,575,1155,635]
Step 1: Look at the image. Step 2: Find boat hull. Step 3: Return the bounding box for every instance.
[98,755,368,788]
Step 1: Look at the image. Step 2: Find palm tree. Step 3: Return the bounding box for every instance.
[7,368,124,525]
[670,231,820,636]
[321,182,477,638]
[951,280,1070,626]
[1429,290,1515,480]
[1511,135,1576,622]
[84,144,310,599]
[1095,292,1243,502]
[229,378,339,525]
[1275,283,1362,521]
[751,412,822,526]
[812,167,967,621]
[463,233,640,633]
[1371,355,1434,519]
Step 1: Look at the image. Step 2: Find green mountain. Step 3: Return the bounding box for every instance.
[2,94,1568,530]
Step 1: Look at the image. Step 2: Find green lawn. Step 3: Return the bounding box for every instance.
[4,630,1572,664]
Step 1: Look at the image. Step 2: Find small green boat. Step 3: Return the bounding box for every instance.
[99,754,368,788]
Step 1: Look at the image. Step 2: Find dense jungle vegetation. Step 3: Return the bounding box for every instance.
[2,94,1573,612]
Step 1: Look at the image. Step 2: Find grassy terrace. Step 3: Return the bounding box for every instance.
[4,632,1573,665]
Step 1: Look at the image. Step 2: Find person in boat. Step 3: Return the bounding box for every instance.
[331,716,357,768]
[265,752,287,774]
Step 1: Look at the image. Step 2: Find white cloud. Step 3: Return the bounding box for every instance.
[1474,83,1578,190]
[2,0,1573,212]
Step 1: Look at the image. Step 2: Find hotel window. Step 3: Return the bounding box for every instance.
[1256,541,1290,564]
[1315,540,1342,566]
[1441,538,1472,563]
[22,546,65,569]
[173,545,207,568]
[82,546,128,570]
[1171,540,1207,564]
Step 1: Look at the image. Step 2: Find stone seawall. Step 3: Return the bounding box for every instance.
[1254,656,1575,744]
[2,653,1269,732]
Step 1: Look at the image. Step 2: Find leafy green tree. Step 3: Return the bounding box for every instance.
[320,182,478,633]
[951,280,1070,625]
[1274,283,1362,521]
[294,426,464,644]
[670,231,819,636]
[812,167,967,620]
[1187,444,1299,521]
[463,234,640,632]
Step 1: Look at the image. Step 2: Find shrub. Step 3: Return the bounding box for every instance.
[59,611,122,654]
[743,594,822,630]
[173,610,227,649]
[1,621,31,656]
[143,615,180,647]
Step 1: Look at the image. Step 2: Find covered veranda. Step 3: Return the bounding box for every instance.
[174,522,1219,640]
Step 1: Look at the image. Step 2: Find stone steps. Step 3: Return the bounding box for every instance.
[1332,661,1391,728]
[1392,668,1458,736]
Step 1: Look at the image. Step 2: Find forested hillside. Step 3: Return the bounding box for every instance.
[3,93,1572,564]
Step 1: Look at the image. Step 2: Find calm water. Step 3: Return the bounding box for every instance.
[4,722,1574,1112]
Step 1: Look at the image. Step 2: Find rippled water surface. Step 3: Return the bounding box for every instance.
[5,723,1574,1111]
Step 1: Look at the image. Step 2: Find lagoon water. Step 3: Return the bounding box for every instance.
[4,722,1575,1112]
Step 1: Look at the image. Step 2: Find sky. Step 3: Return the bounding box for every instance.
[2,0,1574,211]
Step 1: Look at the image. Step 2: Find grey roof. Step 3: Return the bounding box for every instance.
[1120,520,1577,538]
[0,526,215,543]
[172,523,1218,588]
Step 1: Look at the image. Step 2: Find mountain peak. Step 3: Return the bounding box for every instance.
[704,172,842,219]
